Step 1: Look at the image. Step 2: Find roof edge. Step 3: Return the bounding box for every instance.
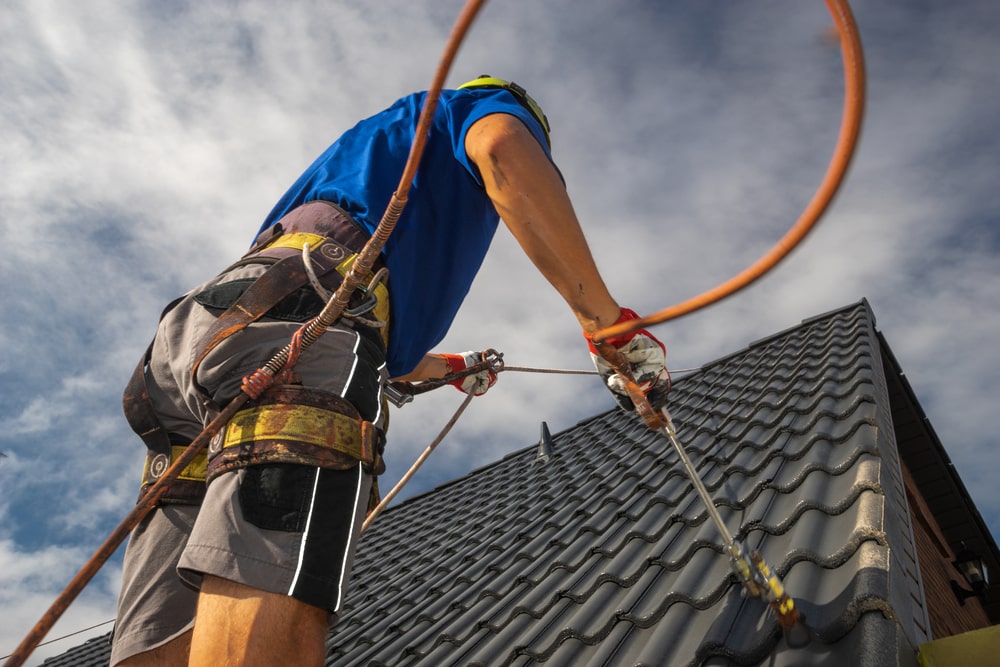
[876,325,1000,623]
[699,298,873,373]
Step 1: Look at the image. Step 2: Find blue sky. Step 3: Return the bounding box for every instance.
[2,1,999,662]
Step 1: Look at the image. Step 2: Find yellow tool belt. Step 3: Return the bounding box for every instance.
[136,385,385,509]
[206,384,385,483]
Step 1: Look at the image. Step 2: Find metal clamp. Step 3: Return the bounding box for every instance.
[385,349,505,404]
[384,382,414,408]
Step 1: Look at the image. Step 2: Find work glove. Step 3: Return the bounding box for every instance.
[442,351,498,396]
[585,308,671,411]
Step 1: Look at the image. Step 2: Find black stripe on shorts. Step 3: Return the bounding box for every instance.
[289,464,365,612]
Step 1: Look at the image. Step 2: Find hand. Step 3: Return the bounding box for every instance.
[442,351,498,396]
[586,308,671,411]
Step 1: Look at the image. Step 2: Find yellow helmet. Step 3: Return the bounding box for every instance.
[457,75,551,148]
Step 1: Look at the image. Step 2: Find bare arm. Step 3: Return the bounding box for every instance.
[464,113,620,336]
[390,353,450,383]
[394,115,620,385]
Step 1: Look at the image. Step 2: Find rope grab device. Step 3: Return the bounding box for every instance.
[4,0,864,664]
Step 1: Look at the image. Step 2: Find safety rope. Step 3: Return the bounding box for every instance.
[364,358,709,529]
[593,0,865,343]
[503,364,701,376]
[367,359,705,525]
[362,392,476,531]
[1,3,488,666]
[368,363,811,633]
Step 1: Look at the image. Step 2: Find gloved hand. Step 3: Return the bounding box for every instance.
[442,351,498,396]
[585,308,671,411]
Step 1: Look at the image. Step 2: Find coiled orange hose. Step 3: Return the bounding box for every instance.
[594,0,865,343]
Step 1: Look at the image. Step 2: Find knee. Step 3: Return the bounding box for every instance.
[114,630,192,667]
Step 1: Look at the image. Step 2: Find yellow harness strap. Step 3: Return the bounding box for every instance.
[220,403,374,463]
[206,385,383,482]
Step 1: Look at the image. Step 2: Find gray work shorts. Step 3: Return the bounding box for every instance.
[110,261,385,666]
[110,466,371,665]
[110,505,198,665]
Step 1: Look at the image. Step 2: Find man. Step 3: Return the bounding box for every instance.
[111,76,670,666]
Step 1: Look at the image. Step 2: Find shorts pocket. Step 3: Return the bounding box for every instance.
[237,465,317,532]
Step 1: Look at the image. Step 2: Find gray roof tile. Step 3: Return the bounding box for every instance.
[327,301,925,666]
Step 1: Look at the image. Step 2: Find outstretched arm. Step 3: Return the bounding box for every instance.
[465,112,671,410]
[464,113,621,337]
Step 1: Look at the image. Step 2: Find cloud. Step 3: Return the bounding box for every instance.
[0,519,121,666]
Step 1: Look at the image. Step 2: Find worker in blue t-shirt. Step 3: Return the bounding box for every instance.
[112,76,670,667]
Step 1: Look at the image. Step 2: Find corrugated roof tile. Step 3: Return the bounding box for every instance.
[326,302,929,665]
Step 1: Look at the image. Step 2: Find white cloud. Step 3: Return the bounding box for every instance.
[0,536,121,666]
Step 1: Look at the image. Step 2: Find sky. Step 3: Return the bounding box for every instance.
[2,0,999,662]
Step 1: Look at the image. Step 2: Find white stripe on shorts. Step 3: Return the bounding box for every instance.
[339,331,362,398]
[286,464,365,609]
[287,467,323,596]
[335,463,365,612]
[373,360,387,425]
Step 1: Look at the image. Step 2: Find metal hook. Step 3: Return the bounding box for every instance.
[301,242,333,302]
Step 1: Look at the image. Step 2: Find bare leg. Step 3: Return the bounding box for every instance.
[115,630,192,667]
[188,575,328,667]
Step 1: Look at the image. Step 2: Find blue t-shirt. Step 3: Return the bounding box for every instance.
[256,88,553,377]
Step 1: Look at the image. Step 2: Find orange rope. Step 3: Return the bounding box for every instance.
[594,0,866,343]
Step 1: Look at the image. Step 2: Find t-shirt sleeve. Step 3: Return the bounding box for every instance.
[445,88,555,188]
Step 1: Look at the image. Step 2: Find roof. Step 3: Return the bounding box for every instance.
[41,300,996,666]
[38,634,111,667]
[326,299,932,665]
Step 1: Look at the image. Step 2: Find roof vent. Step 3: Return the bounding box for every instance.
[536,421,554,464]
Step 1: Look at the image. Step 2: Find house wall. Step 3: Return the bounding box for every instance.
[900,459,990,637]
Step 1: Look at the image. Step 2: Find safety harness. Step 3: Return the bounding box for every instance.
[123,201,388,505]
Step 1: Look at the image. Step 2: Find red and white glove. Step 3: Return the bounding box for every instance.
[585,308,671,410]
[442,352,498,396]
